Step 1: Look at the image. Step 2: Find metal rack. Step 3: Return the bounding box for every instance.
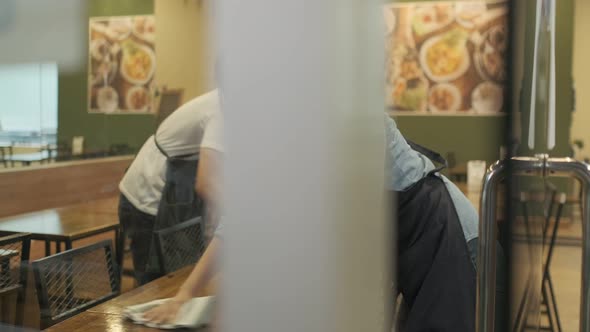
[477,155,590,332]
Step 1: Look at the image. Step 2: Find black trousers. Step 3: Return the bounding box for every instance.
[118,194,162,285]
[396,175,476,332]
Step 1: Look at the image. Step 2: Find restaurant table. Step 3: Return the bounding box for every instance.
[8,150,54,166]
[448,163,467,182]
[0,197,120,257]
[45,265,216,332]
[456,182,481,212]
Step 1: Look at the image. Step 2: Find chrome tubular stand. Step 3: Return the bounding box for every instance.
[477,155,590,332]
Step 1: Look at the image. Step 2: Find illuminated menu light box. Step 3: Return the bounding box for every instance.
[384,0,509,116]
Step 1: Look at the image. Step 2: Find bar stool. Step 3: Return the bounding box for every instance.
[478,156,590,332]
[513,187,565,332]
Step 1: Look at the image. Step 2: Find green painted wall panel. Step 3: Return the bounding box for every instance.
[58,0,155,152]
[395,116,505,164]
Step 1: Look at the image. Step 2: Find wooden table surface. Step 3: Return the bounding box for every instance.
[0,197,119,241]
[89,265,213,314]
[46,265,216,332]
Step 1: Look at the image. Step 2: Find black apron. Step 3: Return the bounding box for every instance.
[144,136,204,274]
[395,141,476,332]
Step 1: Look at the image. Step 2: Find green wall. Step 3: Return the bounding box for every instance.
[57,0,155,152]
[395,116,505,165]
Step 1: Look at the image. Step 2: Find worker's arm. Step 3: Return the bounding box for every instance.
[143,236,220,324]
[143,147,223,324]
[196,147,224,221]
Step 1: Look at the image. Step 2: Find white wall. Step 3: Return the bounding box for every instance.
[0,0,85,71]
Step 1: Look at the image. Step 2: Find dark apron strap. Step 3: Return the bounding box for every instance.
[406,139,448,174]
[145,134,202,275]
[154,135,198,160]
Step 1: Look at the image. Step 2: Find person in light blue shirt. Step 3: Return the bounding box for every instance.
[386,115,505,332]
[385,115,478,251]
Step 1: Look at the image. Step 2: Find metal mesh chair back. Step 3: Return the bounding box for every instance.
[32,240,119,328]
[0,233,31,325]
[154,217,206,274]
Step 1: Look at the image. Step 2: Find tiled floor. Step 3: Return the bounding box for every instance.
[510,217,583,331]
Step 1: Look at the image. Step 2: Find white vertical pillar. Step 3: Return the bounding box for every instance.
[217,0,388,331]
[0,0,85,71]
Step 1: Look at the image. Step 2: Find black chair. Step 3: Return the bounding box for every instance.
[0,233,31,326]
[513,185,565,332]
[154,217,206,275]
[0,146,14,168]
[55,141,72,162]
[108,143,133,156]
[32,240,120,329]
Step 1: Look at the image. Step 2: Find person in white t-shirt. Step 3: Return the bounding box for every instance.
[118,89,223,285]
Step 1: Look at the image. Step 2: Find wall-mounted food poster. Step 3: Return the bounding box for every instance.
[384,1,508,115]
[88,16,155,114]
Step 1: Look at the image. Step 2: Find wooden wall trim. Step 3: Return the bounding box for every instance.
[0,156,133,218]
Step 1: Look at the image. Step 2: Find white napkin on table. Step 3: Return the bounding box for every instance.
[124,296,215,330]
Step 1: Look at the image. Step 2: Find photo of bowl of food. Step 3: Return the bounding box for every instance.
[412,4,454,38]
[474,24,507,83]
[383,7,396,35]
[97,86,119,113]
[428,83,461,112]
[455,2,486,29]
[389,76,429,111]
[126,86,151,112]
[120,42,156,85]
[420,29,470,82]
[386,41,430,111]
[471,81,503,114]
[90,60,118,86]
[105,17,132,41]
[132,16,155,44]
[90,38,111,62]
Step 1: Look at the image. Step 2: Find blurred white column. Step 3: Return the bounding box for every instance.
[217,0,389,331]
[0,0,85,71]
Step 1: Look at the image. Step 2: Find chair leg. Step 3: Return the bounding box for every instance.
[514,197,537,332]
[513,278,532,332]
[115,228,124,269]
[538,194,565,332]
[546,274,563,332]
[541,280,555,331]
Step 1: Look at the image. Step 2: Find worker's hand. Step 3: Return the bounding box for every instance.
[142,293,191,325]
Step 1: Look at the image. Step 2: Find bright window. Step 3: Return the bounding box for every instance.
[0,62,58,146]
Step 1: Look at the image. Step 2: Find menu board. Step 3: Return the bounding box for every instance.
[384,1,508,115]
[88,16,156,114]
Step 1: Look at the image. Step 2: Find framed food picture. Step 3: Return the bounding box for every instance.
[384,1,508,115]
[88,15,156,114]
